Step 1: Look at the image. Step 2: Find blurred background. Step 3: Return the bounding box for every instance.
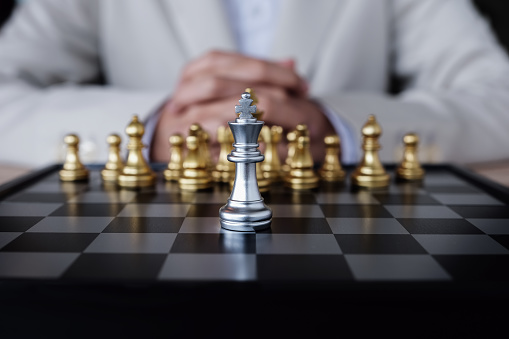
[1,0,509,186]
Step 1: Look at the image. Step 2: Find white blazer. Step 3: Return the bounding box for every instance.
[1,0,509,167]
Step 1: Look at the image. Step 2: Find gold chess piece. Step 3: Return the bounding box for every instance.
[202,129,215,172]
[189,123,214,172]
[396,132,425,181]
[351,115,390,188]
[213,125,236,183]
[164,133,185,181]
[256,160,271,192]
[244,88,263,121]
[179,135,213,191]
[260,125,283,182]
[101,134,124,182]
[319,134,345,182]
[282,129,297,174]
[284,135,320,190]
[117,115,156,188]
[59,134,89,181]
[282,124,308,174]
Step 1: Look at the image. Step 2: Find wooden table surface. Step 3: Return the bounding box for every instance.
[1,161,508,188]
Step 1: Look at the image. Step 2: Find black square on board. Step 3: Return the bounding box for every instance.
[0,216,44,232]
[490,235,509,251]
[186,203,224,217]
[103,217,184,233]
[0,233,98,252]
[62,253,167,281]
[448,206,509,219]
[335,234,427,254]
[132,192,184,204]
[397,218,484,234]
[372,193,441,205]
[50,203,125,216]
[320,204,393,218]
[268,218,332,234]
[5,192,77,203]
[424,185,482,194]
[257,254,354,281]
[433,255,509,281]
[261,192,317,204]
[170,233,256,253]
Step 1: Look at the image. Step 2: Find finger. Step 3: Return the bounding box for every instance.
[169,75,257,114]
[277,58,295,70]
[181,50,307,95]
[252,86,289,103]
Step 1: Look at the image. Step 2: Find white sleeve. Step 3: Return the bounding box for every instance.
[0,0,169,168]
[321,0,509,165]
[319,103,360,164]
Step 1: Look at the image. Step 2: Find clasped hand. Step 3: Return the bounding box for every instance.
[151,50,335,163]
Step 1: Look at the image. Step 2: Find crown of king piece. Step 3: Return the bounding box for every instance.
[235,92,257,119]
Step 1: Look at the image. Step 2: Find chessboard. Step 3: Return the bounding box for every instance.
[1,163,509,336]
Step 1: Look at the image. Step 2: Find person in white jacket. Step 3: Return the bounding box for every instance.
[1,0,509,169]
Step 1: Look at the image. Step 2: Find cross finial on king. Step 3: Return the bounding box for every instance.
[235,92,257,119]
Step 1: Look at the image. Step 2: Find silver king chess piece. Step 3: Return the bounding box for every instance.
[219,92,272,232]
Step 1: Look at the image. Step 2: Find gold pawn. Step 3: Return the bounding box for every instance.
[256,161,271,193]
[282,130,297,174]
[350,115,390,188]
[284,135,319,190]
[213,125,236,183]
[202,130,215,172]
[101,134,124,182]
[396,133,425,181]
[117,115,156,188]
[260,125,283,183]
[164,133,185,181]
[319,134,345,182]
[179,135,213,191]
[59,134,89,181]
[189,123,213,173]
[244,88,263,121]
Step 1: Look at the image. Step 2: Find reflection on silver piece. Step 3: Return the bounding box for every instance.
[219,92,272,232]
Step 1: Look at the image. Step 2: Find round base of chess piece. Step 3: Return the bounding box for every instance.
[118,172,155,188]
[284,169,320,190]
[351,172,390,188]
[396,167,425,181]
[319,169,346,183]
[178,174,213,191]
[101,168,121,183]
[257,177,271,192]
[59,168,89,182]
[213,169,235,184]
[219,199,272,232]
[262,170,282,183]
[164,169,182,182]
